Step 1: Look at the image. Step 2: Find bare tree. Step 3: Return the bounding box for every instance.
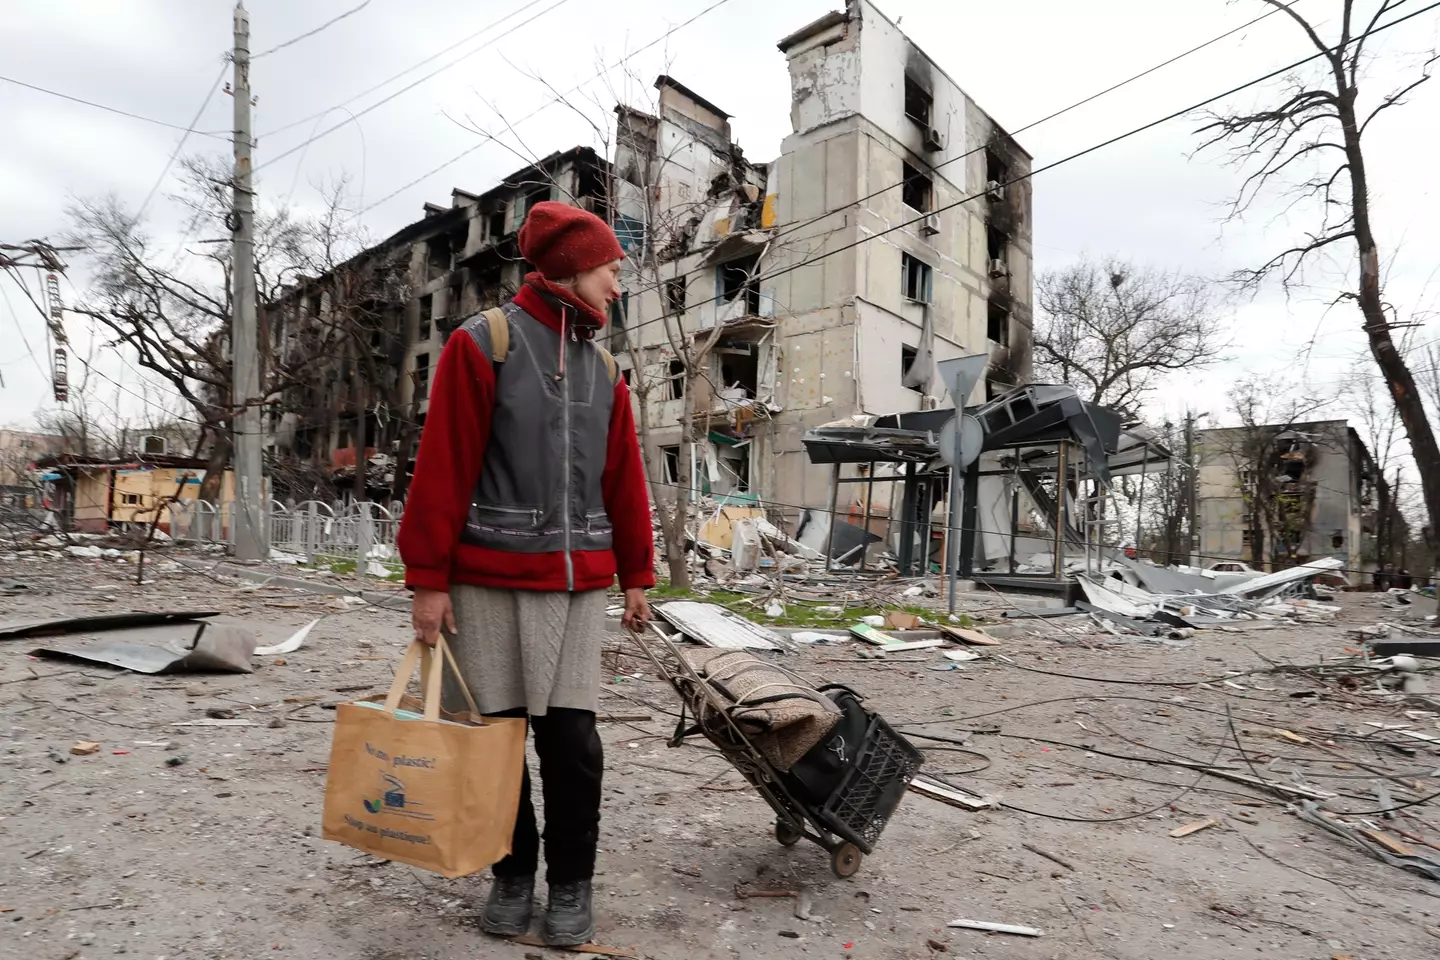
[1196,0,1440,583]
[65,158,395,506]
[1033,257,1227,417]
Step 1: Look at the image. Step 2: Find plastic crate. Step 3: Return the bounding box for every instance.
[813,712,924,853]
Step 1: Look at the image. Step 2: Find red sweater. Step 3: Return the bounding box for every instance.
[398,284,655,594]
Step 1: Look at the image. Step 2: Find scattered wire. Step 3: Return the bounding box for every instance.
[253,0,578,174]
[597,0,1440,346]
[253,0,374,59]
[0,73,230,139]
[351,0,737,216]
[136,63,229,221]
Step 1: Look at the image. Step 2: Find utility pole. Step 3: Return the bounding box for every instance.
[230,1,266,559]
[1184,412,1198,566]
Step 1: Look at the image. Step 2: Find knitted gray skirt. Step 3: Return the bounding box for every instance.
[441,584,607,717]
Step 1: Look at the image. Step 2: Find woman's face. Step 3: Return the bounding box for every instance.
[568,260,623,315]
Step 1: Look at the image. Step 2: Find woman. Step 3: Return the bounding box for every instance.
[398,201,654,946]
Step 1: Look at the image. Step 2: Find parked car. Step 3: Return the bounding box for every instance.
[1206,560,1259,575]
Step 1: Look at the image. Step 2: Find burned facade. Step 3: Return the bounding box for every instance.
[617,1,1034,519]
[261,147,610,498]
[1196,420,1381,572]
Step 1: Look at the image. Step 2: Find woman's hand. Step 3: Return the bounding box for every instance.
[412,588,456,647]
[621,587,651,632]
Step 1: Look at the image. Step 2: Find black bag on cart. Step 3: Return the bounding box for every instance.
[780,686,871,805]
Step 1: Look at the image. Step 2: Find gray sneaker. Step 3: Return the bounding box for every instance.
[481,874,534,937]
[543,879,595,947]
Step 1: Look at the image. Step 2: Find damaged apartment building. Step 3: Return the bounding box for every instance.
[261,148,613,497]
[615,0,1033,520]
[1196,420,1383,574]
[260,0,1031,518]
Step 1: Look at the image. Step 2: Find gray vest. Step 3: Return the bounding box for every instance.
[457,301,616,591]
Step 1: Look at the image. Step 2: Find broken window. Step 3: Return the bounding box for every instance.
[613,214,645,253]
[142,435,167,455]
[1331,533,1345,549]
[414,353,430,401]
[668,359,686,400]
[426,236,452,279]
[901,253,932,303]
[717,343,758,399]
[904,75,932,127]
[987,301,1009,346]
[609,292,629,351]
[522,185,550,217]
[987,226,1008,265]
[475,262,504,308]
[986,148,1008,194]
[666,277,687,315]
[660,445,681,485]
[487,209,507,241]
[121,493,141,506]
[901,161,932,212]
[1241,529,1254,547]
[719,255,762,316]
[418,295,433,342]
[901,345,922,393]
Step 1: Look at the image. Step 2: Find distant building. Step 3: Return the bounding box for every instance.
[1196,420,1381,573]
[31,454,245,535]
[0,429,71,510]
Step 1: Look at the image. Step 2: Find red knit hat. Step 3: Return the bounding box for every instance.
[518,201,625,280]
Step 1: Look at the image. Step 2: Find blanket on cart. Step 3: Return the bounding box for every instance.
[678,649,841,770]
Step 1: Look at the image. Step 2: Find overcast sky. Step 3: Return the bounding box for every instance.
[4,0,1438,475]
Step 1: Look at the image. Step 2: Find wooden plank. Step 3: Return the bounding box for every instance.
[510,934,636,957]
[850,623,894,646]
[1170,818,1221,838]
[934,624,1002,646]
[1360,829,1417,858]
[910,776,993,811]
[947,919,1043,937]
[880,639,945,653]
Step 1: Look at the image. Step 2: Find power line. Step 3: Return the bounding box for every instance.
[136,63,230,221]
[253,0,578,174]
[610,0,1440,344]
[0,278,48,380]
[253,0,374,59]
[0,73,230,139]
[259,0,567,139]
[352,0,738,217]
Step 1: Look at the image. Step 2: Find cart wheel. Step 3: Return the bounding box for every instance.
[830,843,862,878]
[775,820,803,847]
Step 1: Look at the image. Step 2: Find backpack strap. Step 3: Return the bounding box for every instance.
[484,302,616,384]
[594,343,618,385]
[481,307,509,363]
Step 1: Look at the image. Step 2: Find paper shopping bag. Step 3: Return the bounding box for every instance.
[321,637,526,878]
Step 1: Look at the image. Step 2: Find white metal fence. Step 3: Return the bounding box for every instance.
[165,498,407,579]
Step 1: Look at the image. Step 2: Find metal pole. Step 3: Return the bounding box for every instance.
[1135,444,1148,553]
[823,462,841,573]
[946,464,962,614]
[1053,441,1067,581]
[1184,412,1198,566]
[859,465,875,572]
[231,2,266,560]
[1008,482,1019,574]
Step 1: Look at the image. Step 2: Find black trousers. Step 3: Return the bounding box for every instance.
[489,707,603,884]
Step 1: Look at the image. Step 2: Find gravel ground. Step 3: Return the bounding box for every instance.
[3,551,1440,960]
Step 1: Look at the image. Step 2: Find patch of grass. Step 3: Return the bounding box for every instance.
[305,555,405,582]
[638,581,970,628]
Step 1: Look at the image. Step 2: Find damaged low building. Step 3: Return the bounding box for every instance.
[616,0,1034,524]
[1196,420,1382,573]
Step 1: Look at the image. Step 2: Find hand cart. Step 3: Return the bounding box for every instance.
[626,624,923,878]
